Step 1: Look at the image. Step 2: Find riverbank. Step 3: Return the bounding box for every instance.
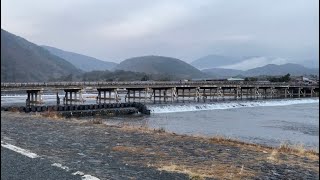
[1,111,319,179]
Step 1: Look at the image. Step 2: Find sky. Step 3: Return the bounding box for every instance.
[1,0,319,68]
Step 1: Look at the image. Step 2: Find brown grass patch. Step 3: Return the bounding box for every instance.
[90,119,103,124]
[208,136,319,160]
[267,149,279,162]
[112,145,146,154]
[41,111,63,119]
[157,163,255,180]
[8,107,20,112]
[277,142,319,160]
[110,124,319,160]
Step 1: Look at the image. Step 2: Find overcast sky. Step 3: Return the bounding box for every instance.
[1,0,319,67]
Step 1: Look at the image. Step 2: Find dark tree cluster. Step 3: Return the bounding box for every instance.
[268,73,291,82]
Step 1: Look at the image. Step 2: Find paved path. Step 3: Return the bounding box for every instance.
[1,147,81,180]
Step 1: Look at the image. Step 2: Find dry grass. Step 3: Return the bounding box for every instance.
[41,111,63,119]
[113,124,319,160]
[90,119,103,124]
[112,145,146,154]
[116,123,168,135]
[8,107,20,112]
[277,142,319,160]
[157,163,254,180]
[78,119,106,126]
[267,149,279,162]
[265,143,319,173]
[208,135,319,160]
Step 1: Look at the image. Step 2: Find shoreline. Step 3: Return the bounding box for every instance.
[1,111,319,179]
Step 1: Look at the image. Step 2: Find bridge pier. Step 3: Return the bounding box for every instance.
[56,92,60,105]
[26,89,43,107]
[298,88,301,98]
[152,87,174,104]
[175,87,198,103]
[222,88,225,100]
[97,88,119,104]
[63,89,84,105]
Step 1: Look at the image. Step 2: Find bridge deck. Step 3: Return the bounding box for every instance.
[1,81,318,91]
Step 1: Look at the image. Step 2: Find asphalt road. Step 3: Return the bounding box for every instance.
[1,147,81,180]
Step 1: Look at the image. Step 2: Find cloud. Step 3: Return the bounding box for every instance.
[220,57,289,70]
[1,0,318,64]
[97,2,190,40]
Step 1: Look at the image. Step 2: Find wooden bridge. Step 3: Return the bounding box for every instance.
[1,81,319,106]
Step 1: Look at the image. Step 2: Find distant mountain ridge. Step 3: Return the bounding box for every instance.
[202,68,244,78]
[115,55,207,79]
[1,29,81,82]
[42,46,117,72]
[203,63,319,78]
[191,54,242,70]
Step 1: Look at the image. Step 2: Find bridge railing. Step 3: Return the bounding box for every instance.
[1,81,318,89]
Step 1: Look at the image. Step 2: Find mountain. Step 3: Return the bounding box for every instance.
[243,63,319,76]
[202,68,244,78]
[1,29,81,82]
[115,55,207,79]
[42,45,117,72]
[191,54,242,70]
[202,63,319,78]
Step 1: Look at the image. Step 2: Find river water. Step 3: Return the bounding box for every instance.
[1,95,319,149]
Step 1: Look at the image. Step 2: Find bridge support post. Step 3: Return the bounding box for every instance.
[284,88,287,98]
[145,88,148,103]
[56,92,60,105]
[171,88,174,103]
[222,89,225,101]
[153,89,156,103]
[26,89,43,107]
[97,88,116,104]
[254,87,258,99]
[176,88,179,102]
[270,87,275,99]
[202,89,206,102]
[64,89,83,105]
[182,89,185,103]
[234,88,238,100]
[98,91,101,104]
[196,87,200,102]
[133,90,136,102]
[311,88,314,97]
[126,90,130,102]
